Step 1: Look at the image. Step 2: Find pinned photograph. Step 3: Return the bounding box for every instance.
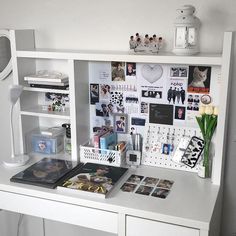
[157,179,174,189]
[111,61,125,81]
[113,113,128,133]
[151,188,170,199]
[90,83,99,105]
[187,94,200,111]
[135,185,153,196]
[100,84,111,100]
[141,102,149,114]
[126,62,136,76]
[162,143,171,155]
[95,101,110,117]
[167,86,186,105]
[188,66,211,94]
[126,174,144,184]
[120,183,137,192]
[142,90,162,99]
[174,106,186,120]
[170,67,188,77]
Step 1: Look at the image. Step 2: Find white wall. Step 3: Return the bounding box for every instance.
[0,0,236,235]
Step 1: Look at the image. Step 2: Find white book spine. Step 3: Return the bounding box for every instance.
[24,76,68,83]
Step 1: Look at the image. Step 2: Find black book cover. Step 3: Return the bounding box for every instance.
[58,163,128,198]
[10,158,83,189]
[30,84,69,90]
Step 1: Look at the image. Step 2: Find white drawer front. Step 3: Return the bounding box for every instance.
[126,216,199,236]
[0,191,118,234]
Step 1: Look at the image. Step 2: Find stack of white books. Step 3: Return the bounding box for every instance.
[24,71,69,90]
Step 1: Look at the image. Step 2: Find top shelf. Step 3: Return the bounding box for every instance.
[16,49,223,66]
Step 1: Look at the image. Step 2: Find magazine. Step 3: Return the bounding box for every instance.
[57,163,128,198]
[10,158,82,189]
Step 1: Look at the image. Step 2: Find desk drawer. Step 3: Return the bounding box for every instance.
[126,216,199,236]
[0,191,117,234]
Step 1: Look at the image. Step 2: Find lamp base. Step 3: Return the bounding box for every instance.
[3,154,29,168]
[172,48,199,56]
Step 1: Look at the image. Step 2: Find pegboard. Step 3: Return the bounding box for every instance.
[141,123,202,172]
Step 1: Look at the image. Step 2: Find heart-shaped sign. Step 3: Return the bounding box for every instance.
[141,64,163,84]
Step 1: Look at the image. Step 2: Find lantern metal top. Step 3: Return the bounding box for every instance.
[174,5,200,26]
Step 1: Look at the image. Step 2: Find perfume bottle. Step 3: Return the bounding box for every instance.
[62,123,71,154]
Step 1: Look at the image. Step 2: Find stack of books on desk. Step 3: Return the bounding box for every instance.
[24,71,69,90]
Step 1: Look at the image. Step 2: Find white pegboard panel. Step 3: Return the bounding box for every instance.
[141,123,202,172]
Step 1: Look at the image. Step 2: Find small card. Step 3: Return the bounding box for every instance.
[135,185,153,196]
[131,117,146,126]
[151,188,170,199]
[142,177,159,187]
[90,84,99,105]
[120,183,137,192]
[157,179,174,189]
[126,174,144,184]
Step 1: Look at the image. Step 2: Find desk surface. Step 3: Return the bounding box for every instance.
[0,158,219,231]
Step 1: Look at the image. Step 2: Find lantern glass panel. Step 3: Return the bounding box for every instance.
[175,27,186,48]
[188,28,196,45]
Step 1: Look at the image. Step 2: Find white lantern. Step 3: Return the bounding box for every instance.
[173,5,200,56]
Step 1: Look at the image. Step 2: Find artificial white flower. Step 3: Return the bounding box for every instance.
[213,106,219,115]
[205,105,213,115]
[199,105,206,115]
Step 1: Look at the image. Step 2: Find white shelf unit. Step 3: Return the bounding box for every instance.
[10,30,90,161]
[10,30,232,186]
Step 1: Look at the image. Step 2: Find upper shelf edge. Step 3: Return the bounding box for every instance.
[16,49,223,66]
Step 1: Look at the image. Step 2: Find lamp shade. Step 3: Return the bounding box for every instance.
[9,85,23,105]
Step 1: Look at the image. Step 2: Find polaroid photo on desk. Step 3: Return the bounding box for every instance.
[126,174,144,185]
[151,188,170,199]
[135,185,154,196]
[120,183,137,192]
[142,177,159,187]
[157,179,174,190]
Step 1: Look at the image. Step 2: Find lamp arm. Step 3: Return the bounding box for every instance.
[10,103,16,158]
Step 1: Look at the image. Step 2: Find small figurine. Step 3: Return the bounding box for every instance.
[129,33,163,54]
[144,34,149,45]
[129,36,136,49]
[135,33,140,41]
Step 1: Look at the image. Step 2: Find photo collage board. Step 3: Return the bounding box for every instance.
[89,61,221,144]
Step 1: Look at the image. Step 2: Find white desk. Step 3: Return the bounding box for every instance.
[0,158,219,236]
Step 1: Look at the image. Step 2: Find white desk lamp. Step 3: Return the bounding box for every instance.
[3,85,29,167]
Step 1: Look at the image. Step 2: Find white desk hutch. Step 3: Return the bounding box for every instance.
[0,30,232,236]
